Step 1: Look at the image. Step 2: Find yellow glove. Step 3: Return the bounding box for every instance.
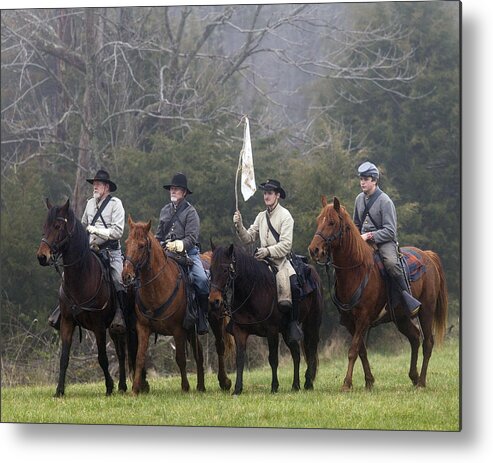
[166,240,184,253]
[255,247,270,260]
[233,210,243,229]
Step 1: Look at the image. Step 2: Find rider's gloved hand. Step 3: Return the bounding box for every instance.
[166,240,184,253]
[254,247,270,260]
[87,225,110,240]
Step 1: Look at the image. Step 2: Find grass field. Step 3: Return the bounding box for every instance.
[1,337,460,431]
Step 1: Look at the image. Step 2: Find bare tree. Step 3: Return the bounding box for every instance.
[1,4,421,212]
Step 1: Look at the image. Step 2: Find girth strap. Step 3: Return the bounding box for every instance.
[136,273,183,321]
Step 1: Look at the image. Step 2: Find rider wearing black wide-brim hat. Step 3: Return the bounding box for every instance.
[233,178,303,344]
[155,172,209,335]
[49,169,127,334]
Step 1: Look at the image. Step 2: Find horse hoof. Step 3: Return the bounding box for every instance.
[341,384,352,392]
[304,382,314,390]
[220,378,232,391]
[53,391,64,398]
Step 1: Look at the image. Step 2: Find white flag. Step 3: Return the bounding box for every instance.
[240,117,256,201]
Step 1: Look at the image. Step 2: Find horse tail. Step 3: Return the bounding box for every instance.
[426,251,448,345]
[125,288,138,378]
[222,316,235,360]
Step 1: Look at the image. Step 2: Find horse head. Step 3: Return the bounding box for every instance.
[209,244,235,311]
[308,196,346,263]
[123,216,152,286]
[37,198,73,266]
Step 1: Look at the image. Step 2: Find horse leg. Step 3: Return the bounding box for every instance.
[175,331,190,392]
[268,333,280,393]
[396,316,421,386]
[94,328,114,396]
[110,331,127,393]
[54,317,75,398]
[188,331,206,392]
[132,322,150,395]
[210,314,232,391]
[233,329,248,395]
[358,336,375,390]
[342,319,368,392]
[417,312,434,388]
[281,332,300,392]
[301,312,320,390]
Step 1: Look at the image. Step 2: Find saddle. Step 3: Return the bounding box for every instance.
[373,247,427,282]
[289,252,317,299]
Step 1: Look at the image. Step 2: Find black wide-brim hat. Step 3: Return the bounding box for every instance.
[86,169,117,192]
[163,172,192,195]
[259,179,286,199]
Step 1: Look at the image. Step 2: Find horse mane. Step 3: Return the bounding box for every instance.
[324,202,374,267]
[215,244,275,293]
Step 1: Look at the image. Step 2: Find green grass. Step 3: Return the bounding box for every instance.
[1,338,460,431]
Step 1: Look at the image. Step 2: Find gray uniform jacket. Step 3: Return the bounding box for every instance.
[81,195,125,248]
[155,201,200,252]
[353,188,397,244]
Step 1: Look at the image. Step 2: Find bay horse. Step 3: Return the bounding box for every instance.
[122,217,205,394]
[209,243,324,395]
[36,199,128,397]
[308,196,448,391]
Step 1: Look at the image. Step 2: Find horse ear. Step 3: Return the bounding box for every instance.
[228,244,234,257]
[60,198,70,215]
[321,195,328,207]
[334,196,341,212]
[210,238,216,252]
[45,198,53,210]
[128,215,134,226]
[145,220,152,233]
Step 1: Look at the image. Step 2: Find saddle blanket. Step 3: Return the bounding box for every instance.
[374,247,426,282]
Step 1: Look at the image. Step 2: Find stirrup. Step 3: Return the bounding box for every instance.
[110,309,126,334]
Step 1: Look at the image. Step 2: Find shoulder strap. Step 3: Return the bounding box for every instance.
[358,188,382,231]
[265,211,280,243]
[91,195,112,228]
[162,201,190,238]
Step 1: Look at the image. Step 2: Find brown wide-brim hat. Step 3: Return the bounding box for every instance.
[163,172,192,194]
[259,179,286,199]
[86,169,117,192]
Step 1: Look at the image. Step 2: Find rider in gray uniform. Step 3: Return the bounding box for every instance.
[48,169,127,334]
[353,161,420,317]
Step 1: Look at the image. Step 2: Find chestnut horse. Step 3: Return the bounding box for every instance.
[37,199,128,397]
[308,196,448,391]
[122,217,205,394]
[209,243,324,395]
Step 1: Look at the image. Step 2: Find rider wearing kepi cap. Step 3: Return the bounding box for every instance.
[353,161,421,318]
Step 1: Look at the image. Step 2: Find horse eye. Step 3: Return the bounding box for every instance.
[328,220,335,226]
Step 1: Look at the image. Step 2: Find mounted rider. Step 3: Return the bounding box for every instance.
[48,169,127,334]
[233,179,303,344]
[155,172,209,335]
[353,161,420,318]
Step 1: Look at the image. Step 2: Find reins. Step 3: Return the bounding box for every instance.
[316,214,371,312]
[214,252,276,325]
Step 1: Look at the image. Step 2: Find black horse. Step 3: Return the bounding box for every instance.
[37,199,128,397]
[209,244,323,395]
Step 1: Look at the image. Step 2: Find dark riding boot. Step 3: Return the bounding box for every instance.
[110,290,127,335]
[394,274,420,317]
[48,305,61,331]
[287,274,303,344]
[197,294,210,335]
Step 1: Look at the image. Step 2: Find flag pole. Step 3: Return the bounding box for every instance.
[235,115,247,212]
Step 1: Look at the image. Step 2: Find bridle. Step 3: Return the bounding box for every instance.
[41,215,86,270]
[315,212,370,312]
[210,252,275,325]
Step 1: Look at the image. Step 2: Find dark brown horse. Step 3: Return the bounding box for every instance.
[308,196,448,391]
[122,217,205,394]
[209,243,324,395]
[36,199,128,397]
